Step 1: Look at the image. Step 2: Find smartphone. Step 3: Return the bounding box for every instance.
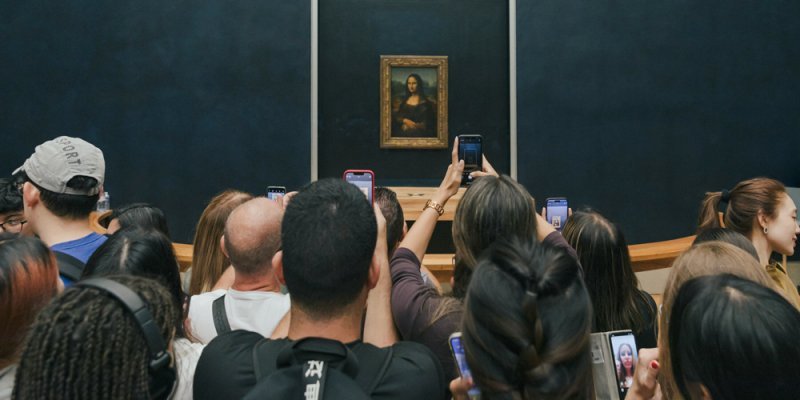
[343,170,375,204]
[449,332,481,399]
[545,197,569,231]
[458,135,483,186]
[609,331,638,399]
[266,186,286,201]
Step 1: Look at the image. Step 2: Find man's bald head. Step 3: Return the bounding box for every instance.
[223,197,283,276]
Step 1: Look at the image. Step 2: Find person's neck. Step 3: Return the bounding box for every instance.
[230,270,281,292]
[287,303,364,344]
[34,211,94,247]
[750,231,773,266]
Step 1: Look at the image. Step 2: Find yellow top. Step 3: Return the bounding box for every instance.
[766,262,800,310]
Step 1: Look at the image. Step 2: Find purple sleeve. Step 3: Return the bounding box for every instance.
[390,248,440,338]
[542,231,579,262]
[390,247,460,382]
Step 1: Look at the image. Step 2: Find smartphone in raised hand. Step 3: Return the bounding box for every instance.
[266,186,286,201]
[458,135,483,186]
[343,170,375,204]
[545,197,569,231]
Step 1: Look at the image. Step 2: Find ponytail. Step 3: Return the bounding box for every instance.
[697,191,725,232]
[697,178,786,237]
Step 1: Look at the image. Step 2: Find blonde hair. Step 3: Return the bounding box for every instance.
[658,241,776,399]
[188,190,253,295]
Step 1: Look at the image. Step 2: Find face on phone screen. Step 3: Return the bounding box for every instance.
[267,187,285,201]
[449,334,481,397]
[546,198,569,231]
[344,172,373,203]
[609,332,638,399]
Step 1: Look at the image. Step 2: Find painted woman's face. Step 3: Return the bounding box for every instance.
[766,192,800,256]
[407,76,418,94]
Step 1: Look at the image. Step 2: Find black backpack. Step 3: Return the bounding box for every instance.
[243,337,393,400]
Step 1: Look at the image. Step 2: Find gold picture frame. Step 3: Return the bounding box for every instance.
[380,55,448,149]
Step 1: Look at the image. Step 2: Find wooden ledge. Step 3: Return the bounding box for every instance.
[388,186,466,221]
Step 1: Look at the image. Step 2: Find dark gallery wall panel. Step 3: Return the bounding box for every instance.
[0,0,311,242]
[318,0,510,185]
[517,1,800,243]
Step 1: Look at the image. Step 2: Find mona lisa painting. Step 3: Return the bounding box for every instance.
[380,55,448,149]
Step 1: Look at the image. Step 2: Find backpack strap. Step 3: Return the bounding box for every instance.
[53,251,85,281]
[364,345,393,394]
[212,295,231,335]
[251,338,394,396]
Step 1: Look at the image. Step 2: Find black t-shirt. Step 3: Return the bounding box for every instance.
[194,330,447,400]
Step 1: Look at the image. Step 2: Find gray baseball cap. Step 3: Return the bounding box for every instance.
[14,136,105,196]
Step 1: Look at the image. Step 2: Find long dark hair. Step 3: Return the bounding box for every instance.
[13,275,176,400]
[561,210,655,336]
[83,228,184,337]
[462,238,592,399]
[669,274,800,400]
[106,203,170,238]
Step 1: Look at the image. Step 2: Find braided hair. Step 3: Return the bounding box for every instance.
[462,238,592,400]
[13,275,176,400]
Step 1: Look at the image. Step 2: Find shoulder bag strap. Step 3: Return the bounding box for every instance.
[53,251,85,281]
[364,346,393,394]
[212,294,231,335]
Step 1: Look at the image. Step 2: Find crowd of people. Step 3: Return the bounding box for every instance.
[1,135,799,400]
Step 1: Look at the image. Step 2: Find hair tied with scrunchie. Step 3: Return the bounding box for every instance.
[718,189,731,213]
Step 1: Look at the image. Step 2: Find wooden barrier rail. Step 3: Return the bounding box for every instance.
[93,200,697,278]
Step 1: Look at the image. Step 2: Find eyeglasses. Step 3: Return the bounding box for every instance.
[0,217,27,233]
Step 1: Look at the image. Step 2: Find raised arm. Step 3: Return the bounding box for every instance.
[364,203,398,347]
[399,137,463,260]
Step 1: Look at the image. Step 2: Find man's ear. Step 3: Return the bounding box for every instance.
[272,250,286,285]
[22,182,40,209]
[220,235,228,258]
[367,254,380,290]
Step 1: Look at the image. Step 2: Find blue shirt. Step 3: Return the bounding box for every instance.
[52,232,108,286]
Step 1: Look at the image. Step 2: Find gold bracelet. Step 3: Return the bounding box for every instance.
[424,199,445,216]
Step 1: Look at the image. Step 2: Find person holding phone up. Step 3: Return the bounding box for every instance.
[390,137,577,385]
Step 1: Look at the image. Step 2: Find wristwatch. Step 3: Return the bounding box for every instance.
[423,200,445,216]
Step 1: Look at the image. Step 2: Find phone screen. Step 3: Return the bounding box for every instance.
[344,171,374,203]
[458,135,483,185]
[449,333,481,398]
[267,186,286,201]
[609,331,638,399]
[546,197,569,231]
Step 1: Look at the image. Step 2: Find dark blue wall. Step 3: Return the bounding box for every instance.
[517,0,800,243]
[1,0,311,243]
[3,1,798,246]
[318,0,511,186]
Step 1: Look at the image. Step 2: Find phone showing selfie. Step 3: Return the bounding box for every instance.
[545,197,569,231]
[609,331,638,399]
[266,186,286,201]
[449,332,481,399]
[458,135,483,186]
[343,170,375,204]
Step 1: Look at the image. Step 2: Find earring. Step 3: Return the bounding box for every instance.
[763,226,769,234]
